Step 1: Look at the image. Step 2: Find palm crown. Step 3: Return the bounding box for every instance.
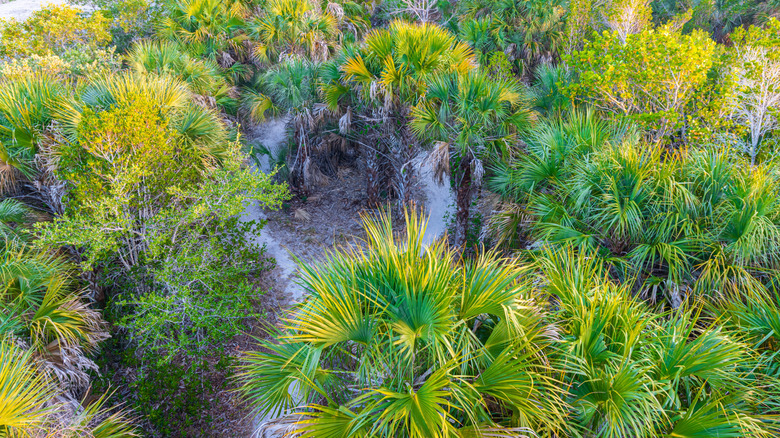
[240,209,567,437]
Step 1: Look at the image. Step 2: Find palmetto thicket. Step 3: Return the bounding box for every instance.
[0,74,65,208]
[0,339,138,438]
[488,109,780,306]
[248,0,338,64]
[0,241,137,437]
[456,0,567,76]
[240,209,780,436]
[158,0,251,63]
[126,40,237,110]
[539,249,777,438]
[1,242,107,389]
[246,57,333,192]
[321,20,476,205]
[240,209,568,436]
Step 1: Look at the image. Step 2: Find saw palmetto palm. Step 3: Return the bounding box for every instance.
[0,340,54,437]
[0,74,65,193]
[240,208,568,437]
[489,109,780,306]
[126,40,233,105]
[158,0,248,60]
[538,248,772,437]
[322,20,476,113]
[410,70,534,246]
[0,242,106,362]
[248,0,338,63]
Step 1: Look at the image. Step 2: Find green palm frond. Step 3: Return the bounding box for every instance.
[127,40,230,99]
[570,358,666,438]
[0,340,54,436]
[668,392,766,438]
[0,199,32,242]
[241,88,276,123]
[1,242,106,361]
[241,208,568,436]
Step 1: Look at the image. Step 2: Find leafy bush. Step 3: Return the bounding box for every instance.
[37,90,287,351]
[95,343,236,438]
[114,216,271,363]
[0,5,111,58]
[566,24,717,142]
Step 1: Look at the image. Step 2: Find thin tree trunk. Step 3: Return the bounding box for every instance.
[751,132,759,166]
[455,154,473,247]
[366,147,380,206]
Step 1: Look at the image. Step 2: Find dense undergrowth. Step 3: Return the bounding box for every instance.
[1,0,780,437]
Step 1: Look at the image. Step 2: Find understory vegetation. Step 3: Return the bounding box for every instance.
[2,0,780,437]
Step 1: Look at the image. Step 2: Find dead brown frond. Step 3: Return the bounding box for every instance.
[0,157,21,195]
[192,93,218,109]
[304,157,331,187]
[487,202,532,249]
[339,106,352,134]
[424,141,450,185]
[472,157,484,187]
[326,2,344,21]
[294,208,311,222]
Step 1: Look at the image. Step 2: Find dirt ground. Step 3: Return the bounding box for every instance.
[263,166,370,264]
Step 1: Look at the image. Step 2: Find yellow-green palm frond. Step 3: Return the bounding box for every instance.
[127,40,229,99]
[240,208,567,435]
[341,54,373,84]
[60,392,139,438]
[0,340,54,435]
[1,242,106,356]
[363,28,394,62]
[82,72,190,110]
[0,73,64,156]
[53,72,190,143]
[173,104,229,161]
[241,88,276,122]
[378,55,405,92]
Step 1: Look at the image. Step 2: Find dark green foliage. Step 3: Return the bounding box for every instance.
[488,110,780,305]
[95,340,239,438]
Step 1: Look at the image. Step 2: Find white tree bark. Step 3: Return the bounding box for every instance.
[603,0,652,42]
[730,46,780,164]
[399,0,438,23]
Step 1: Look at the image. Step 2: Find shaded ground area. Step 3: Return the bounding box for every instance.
[243,118,454,304]
[262,166,369,264]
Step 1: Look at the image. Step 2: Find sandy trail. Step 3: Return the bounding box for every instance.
[416,152,454,247]
[241,118,305,305]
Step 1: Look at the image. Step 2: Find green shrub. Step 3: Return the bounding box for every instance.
[0,5,111,58]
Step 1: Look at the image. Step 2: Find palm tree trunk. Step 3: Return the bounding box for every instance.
[366,148,380,206]
[455,154,473,247]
